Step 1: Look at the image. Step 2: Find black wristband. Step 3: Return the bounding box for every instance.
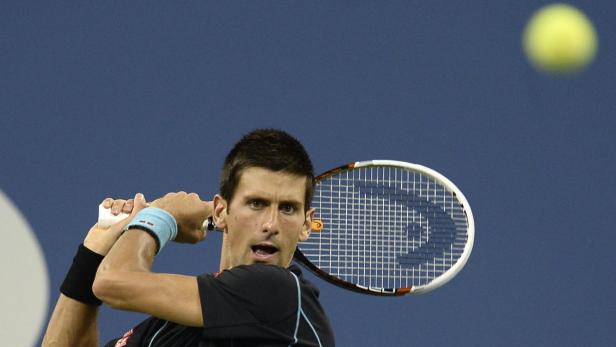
[60,244,104,306]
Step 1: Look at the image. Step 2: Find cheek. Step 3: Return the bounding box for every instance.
[227,213,259,244]
[281,219,305,243]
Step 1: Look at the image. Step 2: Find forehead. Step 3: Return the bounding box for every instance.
[235,167,308,202]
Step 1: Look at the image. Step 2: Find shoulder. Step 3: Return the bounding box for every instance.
[198,264,300,308]
[208,263,297,288]
[197,264,301,328]
[223,263,295,279]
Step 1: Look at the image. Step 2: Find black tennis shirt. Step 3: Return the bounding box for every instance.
[104,264,335,347]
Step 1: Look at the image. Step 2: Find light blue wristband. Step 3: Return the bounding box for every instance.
[125,207,177,253]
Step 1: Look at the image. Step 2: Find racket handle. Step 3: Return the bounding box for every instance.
[97,204,129,228]
[97,204,213,231]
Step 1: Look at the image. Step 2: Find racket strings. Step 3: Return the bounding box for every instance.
[300,166,469,290]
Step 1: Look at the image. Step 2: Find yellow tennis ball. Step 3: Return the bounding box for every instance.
[523,3,598,74]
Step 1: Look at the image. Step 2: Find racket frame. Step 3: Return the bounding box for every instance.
[298,160,475,296]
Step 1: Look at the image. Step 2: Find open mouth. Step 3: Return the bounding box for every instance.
[251,244,279,258]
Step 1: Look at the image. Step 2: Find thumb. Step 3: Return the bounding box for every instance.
[131,193,148,215]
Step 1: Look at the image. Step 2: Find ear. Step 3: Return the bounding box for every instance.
[299,207,315,242]
[212,194,228,230]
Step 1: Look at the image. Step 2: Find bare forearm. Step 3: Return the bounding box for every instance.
[93,229,203,326]
[100,229,157,273]
[42,294,99,347]
[93,230,156,307]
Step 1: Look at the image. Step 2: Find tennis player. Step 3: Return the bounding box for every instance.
[42,129,335,346]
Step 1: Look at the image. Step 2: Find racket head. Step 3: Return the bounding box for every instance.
[296,160,475,296]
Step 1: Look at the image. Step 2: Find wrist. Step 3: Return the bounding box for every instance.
[60,244,104,306]
[125,207,177,253]
[83,223,124,256]
[83,238,112,256]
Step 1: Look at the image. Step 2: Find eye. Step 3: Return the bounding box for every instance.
[280,203,297,214]
[248,199,266,209]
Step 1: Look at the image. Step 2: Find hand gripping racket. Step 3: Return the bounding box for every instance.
[99,160,475,296]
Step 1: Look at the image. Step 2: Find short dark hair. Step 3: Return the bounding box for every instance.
[220,129,315,211]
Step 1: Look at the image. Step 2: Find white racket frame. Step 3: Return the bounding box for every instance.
[349,160,475,295]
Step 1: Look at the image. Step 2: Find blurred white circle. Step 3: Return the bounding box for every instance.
[0,190,49,346]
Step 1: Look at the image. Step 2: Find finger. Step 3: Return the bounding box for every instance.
[107,193,148,232]
[102,198,113,209]
[122,199,134,213]
[198,228,207,241]
[186,228,207,244]
[111,199,127,215]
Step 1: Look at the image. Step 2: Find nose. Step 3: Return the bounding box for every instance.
[262,207,279,235]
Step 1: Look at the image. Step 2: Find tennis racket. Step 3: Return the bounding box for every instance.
[98,160,474,296]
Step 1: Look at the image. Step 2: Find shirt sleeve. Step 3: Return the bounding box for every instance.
[197,263,300,340]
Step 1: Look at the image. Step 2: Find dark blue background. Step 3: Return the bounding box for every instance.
[1,1,614,346]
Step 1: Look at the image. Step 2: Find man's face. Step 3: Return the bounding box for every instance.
[214,167,314,269]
